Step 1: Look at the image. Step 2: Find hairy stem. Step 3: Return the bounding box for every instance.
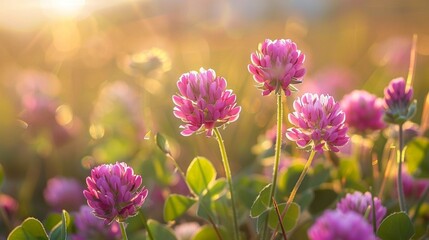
[119,222,129,240]
[214,128,239,240]
[397,124,407,212]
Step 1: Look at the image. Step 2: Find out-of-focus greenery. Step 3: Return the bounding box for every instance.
[0,0,429,239]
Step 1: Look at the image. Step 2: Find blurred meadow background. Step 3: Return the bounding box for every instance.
[1,0,429,235]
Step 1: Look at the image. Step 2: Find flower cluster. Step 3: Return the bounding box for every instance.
[383,77,416,124]
[83,162,148,224]
[308,210,377,240]
[337,191,386,228]
[172,68,241,137]
[286,93,349,152]
[248,39,306,96]
[44,177,85,211]
[340,90,385,134]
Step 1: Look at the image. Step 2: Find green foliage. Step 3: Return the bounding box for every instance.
[192,225,228,240]
[337,159,366,191]
[186,157,217,196]
[406,137,429,178]
[8,218,49,240]
[235,176,268,209]
[267,202,300,231]
[250,183,272,218]
[0,164,3,187]
[147,219,177,240]
[164,194,196,221]
[308,189,338,215]
[377,212,415,240]
[49,210,70,240]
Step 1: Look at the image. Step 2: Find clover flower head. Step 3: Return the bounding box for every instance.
[172,68,241,137]
[83,162,148,224]
[44,177,85,211]
[341,90,386,134]
[72,206,121,240]
[384,77,416,124]
[248,39,306,96]
[308,210,377,240]
[286,93,349,152]
[337,191,387,228]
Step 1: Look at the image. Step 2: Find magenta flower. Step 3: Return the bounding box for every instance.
[172,68,241,137]
[337,191,387,228]
[44,177,85,211]
[395,168,429,199]
[308,210,377,240]
[248,39,306,96]
[340,90,386,134]
[72,206,121,240]
[286,93,349,152]
[83,162,148,224]
[0,194,18,220]
[384,77,416,124]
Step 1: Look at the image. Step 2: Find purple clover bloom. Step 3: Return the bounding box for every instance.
[172,68,241,137]
[83,162,148,224]
[248,39,306,96]
[308,210,377,240]
[44,177,85,211]
[341,90,386,134]
[337,191,387,228]
[383,77,416,124]
[286,93,349,153]
[72,206,121,240]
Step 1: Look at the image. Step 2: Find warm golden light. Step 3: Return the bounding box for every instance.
[40,0,86,17]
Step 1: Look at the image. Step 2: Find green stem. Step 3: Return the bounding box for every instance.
[272,150,316,239]
[139,210,155,240]
[261,93,283,240]
[397,124,407,212]
[119,222,129,240]
[214,128,239,240]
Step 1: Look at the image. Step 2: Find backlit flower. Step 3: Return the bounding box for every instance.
[308,210,377,240]
[44,177,85,211]
[72,206,121,240]
[337,191,386,228]
[248,39,306,96]
[83,162,148,224]
[384,77,416,124]
[341,90,385,134]
[172,68,241,137]
[286,93,349,152]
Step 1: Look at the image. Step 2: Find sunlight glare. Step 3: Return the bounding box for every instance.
[40,0,87,17]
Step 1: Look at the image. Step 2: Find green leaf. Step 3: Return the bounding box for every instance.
[268,202,300,231]
[155,132,171,155]
[206,178,227,201]
[192,225,228,240]
[235,176,268,209]
[49,210,70,240]
[308,189,338,215]
[8,217,49,240]
[278,163,310,196]
[406,137,429,178]
[164,194,196,221]
[147,219,177,240]
[186,157,216,195]
[250,183,272,218]
[377,212,415,240]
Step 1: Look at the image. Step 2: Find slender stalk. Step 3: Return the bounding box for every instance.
[214,128,239,240]
[272,197,287,240]
[272,150,316,239]
[139,210,154,240]
[397,124,407,212]
[261,93,283,240]
[119,222,129,240]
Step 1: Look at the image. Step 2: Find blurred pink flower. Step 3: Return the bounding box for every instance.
[83,162,148,224]
[340,90,386,134]
[174,222,201,240]
[173,68,241,137]
[336,191,386,228]
[383,77,416,124]
[0,194,18,219]
[44,177,85,212]
[248,39,306,96]
[372,37,412,73]
[286,93,349,152]
[72,206,121,240]
[308,210,377,240]
[395,168,429,200]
